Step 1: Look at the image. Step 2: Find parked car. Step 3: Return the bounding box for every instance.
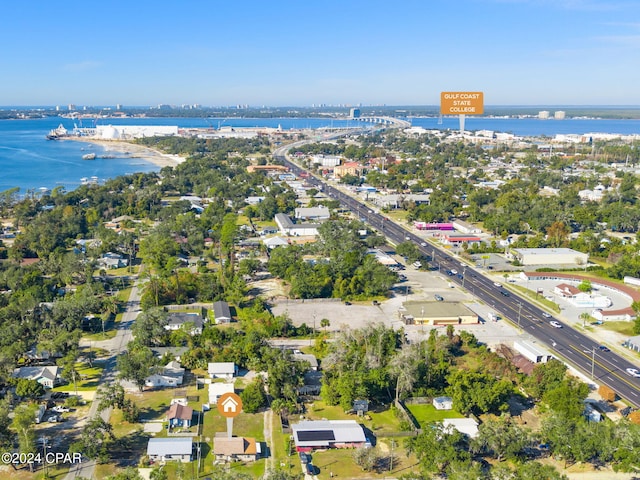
[434,294,444,301]
[52,406,70,413]
[299,452,310,464]
[550,321,563,328]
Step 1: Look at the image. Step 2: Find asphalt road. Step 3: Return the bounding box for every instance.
[274,146,640,409]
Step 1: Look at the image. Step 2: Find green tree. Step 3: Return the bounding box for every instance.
[11,403,37,461]
[117,342,157,391]
[15,378,45,399]
[132,307,168,346]
[240,376,268,413]
[470,414,530,461]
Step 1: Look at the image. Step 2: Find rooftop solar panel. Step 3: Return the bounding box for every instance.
[297,430,335,442]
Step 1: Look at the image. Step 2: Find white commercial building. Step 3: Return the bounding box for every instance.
[510,248,588,266]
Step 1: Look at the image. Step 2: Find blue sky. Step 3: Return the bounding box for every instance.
[2,0,640,107]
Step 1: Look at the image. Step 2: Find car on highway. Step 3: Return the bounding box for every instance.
[550,321,563,328]
[598,345,610,352]
[500,290,510,297]
[420,242,427,246]
[626,368,640,378]
[493,282,501,287]
[450,269,458,275]
[542,312,552,318]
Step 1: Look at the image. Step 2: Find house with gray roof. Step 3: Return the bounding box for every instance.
[165,312,204,335]
[147,437,193,462]
[213,301,232,324]
[12,366,60,389]
[292,420,367,451]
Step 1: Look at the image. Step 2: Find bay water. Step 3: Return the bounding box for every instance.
[1,115,638,194]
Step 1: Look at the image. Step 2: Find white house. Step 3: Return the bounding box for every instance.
[442,418,479,438]
[144,361,185,388]
[208,362,237,380]
[433,396,453,410]
[209,382,236,405]
[165,313,204,335]
[147,437,193,462]
[213,301,232,324]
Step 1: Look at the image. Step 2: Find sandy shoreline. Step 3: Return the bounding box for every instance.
[64,137,185,168]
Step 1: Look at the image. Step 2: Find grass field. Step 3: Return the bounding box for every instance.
[53,362,104,392]
[405,403,464,428]
[306,400,404,435]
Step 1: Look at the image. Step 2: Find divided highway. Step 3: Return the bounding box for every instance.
[274,148,640,409]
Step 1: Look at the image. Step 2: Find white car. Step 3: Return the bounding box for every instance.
[450,269,458,275]
[52,406,70,413]
[493,282,501,287]
[550,321,563,328]
[542,312,552,318]
[626,368,640,378]
[420,242,427,247]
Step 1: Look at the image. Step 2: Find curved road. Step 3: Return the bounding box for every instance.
[274,144,640,409]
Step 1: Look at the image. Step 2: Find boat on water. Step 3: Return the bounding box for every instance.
[46,124,68,140]
[82,153,96,160]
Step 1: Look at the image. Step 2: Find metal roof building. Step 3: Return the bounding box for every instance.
[292,420,367,451]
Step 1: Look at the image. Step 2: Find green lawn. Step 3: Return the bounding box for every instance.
[603,321,636,336]
[306,401,404,435]
[405,403,464,428]
[53,362,104,391]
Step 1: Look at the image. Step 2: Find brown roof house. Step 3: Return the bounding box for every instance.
[213,435,260,462]
[166,403,193,429]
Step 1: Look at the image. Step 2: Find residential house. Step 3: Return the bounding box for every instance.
[213,436,259,462]
[263,236,289,249]
[208,362,237,380]
[209,382,236,405]
[99,252,128,270]
[12,366,59,389]
[213,301,232,324]
[165,313,204,335]
[442,418,479,438]
[145,361,185,388]
[147,437,193,462]
[166,403,193,428]
[292,420,367,452]
[433,396,453,410]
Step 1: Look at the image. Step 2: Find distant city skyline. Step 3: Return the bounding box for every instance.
[3,0,640,107]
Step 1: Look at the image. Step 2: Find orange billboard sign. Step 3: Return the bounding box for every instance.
[440,92,484,115]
